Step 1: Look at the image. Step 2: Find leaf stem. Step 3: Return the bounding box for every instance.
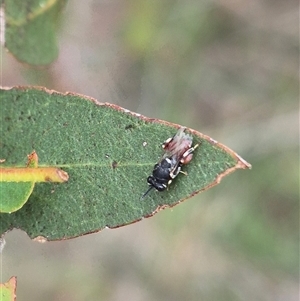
[0,167,69,182]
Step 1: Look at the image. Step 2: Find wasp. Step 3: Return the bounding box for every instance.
[141,127,199,199]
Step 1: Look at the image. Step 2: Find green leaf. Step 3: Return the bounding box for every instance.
[0,151,69,213]
[4,0,67,65]
[0,277,17,301]
[0,86,251,240]
[0,182,35,213]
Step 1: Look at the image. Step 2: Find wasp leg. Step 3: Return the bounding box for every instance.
[162,136,174,149]
[180,144,199,165]
[169,165,181,179]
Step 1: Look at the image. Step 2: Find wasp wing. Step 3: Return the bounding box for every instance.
[162,127,193,161]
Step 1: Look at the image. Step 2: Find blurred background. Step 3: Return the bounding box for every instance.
[2,0,299,300]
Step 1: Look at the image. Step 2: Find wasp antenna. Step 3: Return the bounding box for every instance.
[141,186,154,200]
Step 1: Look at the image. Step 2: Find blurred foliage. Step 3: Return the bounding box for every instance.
[4,0,67,65]
[1,0,298,300]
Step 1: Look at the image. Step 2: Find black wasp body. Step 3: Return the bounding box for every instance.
[147,156,179,192]
[142,127,199,199]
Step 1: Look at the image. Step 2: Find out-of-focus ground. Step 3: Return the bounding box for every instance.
[1,0,299,300]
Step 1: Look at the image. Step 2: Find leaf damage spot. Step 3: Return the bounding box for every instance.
[33,236,47,243]
[112,161,118,169]
[125,124,136,130]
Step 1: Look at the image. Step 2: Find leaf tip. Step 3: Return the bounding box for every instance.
[236,155,252,170]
